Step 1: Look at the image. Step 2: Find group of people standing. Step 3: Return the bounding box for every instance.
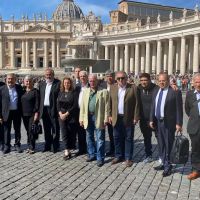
[0,67,200,181]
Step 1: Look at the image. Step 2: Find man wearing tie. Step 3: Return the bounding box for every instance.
[150,72,183,177]
[185,73,200,180]
[73,67,81,87]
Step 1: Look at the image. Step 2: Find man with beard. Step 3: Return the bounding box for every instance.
[137,73,158,163]
[39,68,61,153]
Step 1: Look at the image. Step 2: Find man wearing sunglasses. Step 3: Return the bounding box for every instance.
[109,71,140,167]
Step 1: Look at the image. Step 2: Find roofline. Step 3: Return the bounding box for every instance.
[118,0,194,12]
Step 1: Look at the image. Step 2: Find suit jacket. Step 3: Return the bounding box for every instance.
[150,86,183,131]
[39,79,61,119]
[185,90,200,135]
[79,88,109,129]
[0,84,23,121]
[109,83,140,127]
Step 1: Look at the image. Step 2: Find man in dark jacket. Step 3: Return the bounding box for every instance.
[185,73,200,180]
[0,80,5,151]
[137,73,158,163]
[39,69,60,153]
[0,73,23,154]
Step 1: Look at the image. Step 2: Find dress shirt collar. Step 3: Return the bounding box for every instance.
[194,89,200,94]
[118,84,126,90]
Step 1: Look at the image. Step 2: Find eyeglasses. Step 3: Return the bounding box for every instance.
[117,77,125,81]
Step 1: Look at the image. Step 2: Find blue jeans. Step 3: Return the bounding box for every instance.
[86,115,105,161]
[113,116,134,160]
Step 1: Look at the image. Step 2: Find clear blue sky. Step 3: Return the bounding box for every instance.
[0,0,197,23]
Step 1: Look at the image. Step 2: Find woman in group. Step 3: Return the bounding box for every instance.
[57,77,78,160]
[21,75,39,154]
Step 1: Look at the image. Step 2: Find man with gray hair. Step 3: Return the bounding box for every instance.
[79,74,109,167]
[0,73,23,154]
[185,73,200,180]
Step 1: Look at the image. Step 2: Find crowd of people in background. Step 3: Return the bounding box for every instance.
[0,68,200,181]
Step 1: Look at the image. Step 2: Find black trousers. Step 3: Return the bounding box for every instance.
[76,123,87,153]
[189,133,200,172]
[107,123,115,153]
[3,110,21,150]
[23,116,36,150]
[59,119,76,150]
[157,120,175,170]
[42,107,60,150]
[140,120,152,157]
[0,124,4,146]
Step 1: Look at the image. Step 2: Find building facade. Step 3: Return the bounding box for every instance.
[0,0,200,75]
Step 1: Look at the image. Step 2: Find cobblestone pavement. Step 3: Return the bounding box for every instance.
[0,100,200,200]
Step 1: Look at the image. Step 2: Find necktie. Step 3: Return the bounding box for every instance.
[156,89,163,119]
[197,93,200,115]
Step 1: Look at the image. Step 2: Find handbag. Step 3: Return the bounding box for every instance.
[170,132,189,164]
[31,121,43,139]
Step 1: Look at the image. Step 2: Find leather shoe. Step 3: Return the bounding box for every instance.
[187,171,200,180]
[15,146,23,153]
[111,158,123,165]
[86,157,96,162]
[42,148,51,153]
[3,148,11,154]
[125,160,133,167]
[162,166,172,177]
[97,160,104,167]
[154,165,164,171]
[0,144,4,151]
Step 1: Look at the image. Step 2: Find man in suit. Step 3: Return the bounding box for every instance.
[109,71,140,167]
[185,73,200,180]
[100,69,115,156]
[0,80,5,151]
[79,74,109,167]
[74,70,88,156]
[0,73,23,154]
[39,68,60,153]
[150,72,183,177]
[137,73,158,163]
[73,67,81,87]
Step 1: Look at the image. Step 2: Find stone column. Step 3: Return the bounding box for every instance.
[130,44,134,73]
[105,45,109,60]
[124,44,129,73]
[193,34,199,73]
[33,39,37,69]
[10,39,15,68]
[52,39,56,68]
[145,41,150,73]
[21,39,26,68]
[175,39,181,73]
[135,43,139,75]
[119,45,124,71]
[110,46,114,70]
[57,39,61,68]
[156,40,162,74]
[163,41,168,73]
[0,38,4,69]
[25,39,30,68]
[141,44,145,73]
[44,39,48,68]
[180,36,186,75]
[168,38,173,75]
[114,44,119,71]
[152,42,156,73]
[188,38,193,73]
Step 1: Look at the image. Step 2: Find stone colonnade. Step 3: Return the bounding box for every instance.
[0,38,62,69]
[103,34,200,74]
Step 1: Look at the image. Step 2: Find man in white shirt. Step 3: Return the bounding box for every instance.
[109,71,140,167]
[150,72,183,177]
[39,69,61,153]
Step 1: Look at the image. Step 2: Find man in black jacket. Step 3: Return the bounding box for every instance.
[39,69,60,153]
[0,80,5,151]
[150,72,183,177]
[185,73,200,180]
[137,73,158,163]
[0,73,23,154]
